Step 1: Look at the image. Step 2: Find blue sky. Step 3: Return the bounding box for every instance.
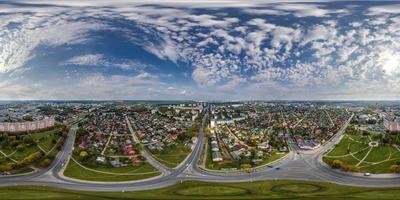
[0,0,400,100]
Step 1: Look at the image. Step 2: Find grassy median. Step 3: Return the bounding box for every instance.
[63,159,161,182]
[1,180,400,199]
[148,143,191,168]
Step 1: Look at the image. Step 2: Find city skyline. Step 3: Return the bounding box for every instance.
[1,0,400,100]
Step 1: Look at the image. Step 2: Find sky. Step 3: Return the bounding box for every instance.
[0,0,400,101]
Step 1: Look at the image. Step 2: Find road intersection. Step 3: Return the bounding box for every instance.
[1,112,400,192]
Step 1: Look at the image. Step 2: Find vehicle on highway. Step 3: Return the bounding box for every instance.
[364,173,371,176]
[276,167,280,170]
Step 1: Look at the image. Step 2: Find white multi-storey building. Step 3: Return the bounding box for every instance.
[383,115,400,132]
[0,117,55,132]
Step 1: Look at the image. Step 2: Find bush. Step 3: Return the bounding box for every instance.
[16,152,43,168]
[79,151,88,158]
[348,165,360,172]
[23,135,35,145]
[39,158,52,168]
[0,163,13,172]
[390,165,400,173]
[16,144,26,152]
[331,160,343,169]
[340,163,349,172]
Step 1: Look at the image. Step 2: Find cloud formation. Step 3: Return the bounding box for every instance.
[0,1,400,100]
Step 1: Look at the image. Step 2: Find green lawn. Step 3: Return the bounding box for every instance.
[2,180,400,199]
[9,145,41,161]
[149,143,191,168]
[327,135,369,157]
[255,150,288,167]
[206,159,242,170]
[0,127,65,174]
[363,146,391,163]
[0,144,16,155]
[63,159,161,182]
[0,155,8,164]
[37,134,61,152]
[324,131,400,173]
[31,126,61,140]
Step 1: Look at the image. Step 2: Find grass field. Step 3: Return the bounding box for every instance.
[63,159,161,182]
[8,145,41,161]
[149,143,191,168]
[36,134,61,152]
[1,180,400,199]
[323,131,400,173]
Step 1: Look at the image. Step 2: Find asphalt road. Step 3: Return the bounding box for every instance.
[1,112,400,192]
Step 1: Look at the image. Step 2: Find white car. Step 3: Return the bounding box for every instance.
[364,173,371,176]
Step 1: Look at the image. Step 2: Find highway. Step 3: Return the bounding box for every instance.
[1,112,400,192]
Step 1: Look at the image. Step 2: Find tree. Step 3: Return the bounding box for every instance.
[61,125,68,134]
[23,135,35,145]
[22,115,33,121]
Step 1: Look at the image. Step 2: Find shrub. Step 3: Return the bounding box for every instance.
[79,151,88,160]
[340,163,349,172]
[331,160,343,169]
[390,165,400,173]
[16,152,42,168]
[16,144,26,152]
[23,135,35,145]
[39,158,52,168]
[0,163,13,172]
[348,165,360,172]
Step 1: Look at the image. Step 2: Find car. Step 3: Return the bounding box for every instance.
[275,167,280,170]
[267,165,273,168]
[364,173,371,176]
[2,172,11,176]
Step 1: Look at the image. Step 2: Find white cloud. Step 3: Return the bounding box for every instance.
[192,66,216,86]
[65,54,105,66]
[1,1,400,100]
[276,3,349,17]
[64,54,151,70]
[0,11,107,73]
[367,4,400,15]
